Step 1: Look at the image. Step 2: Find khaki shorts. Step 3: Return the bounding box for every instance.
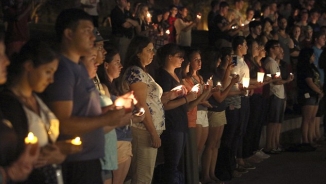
[208,111,227,127]
[196,111,209,127]
[117,141,133,164]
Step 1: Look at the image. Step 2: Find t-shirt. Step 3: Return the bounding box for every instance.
[213,14,231,42]
[155,68,188,132]
[174,18,192,46]
[277,33,291,64]
[123,66,165,131]
[297,63,320,99]
[111,6,133,38]
[264,57,285,99]
[81,0,99,16]
[43,55,104,162]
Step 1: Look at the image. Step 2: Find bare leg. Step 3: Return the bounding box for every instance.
[196,125,209,165]
[104,178,112,184]
[301,106,315,143]
[201,126,223,183]
[315,117,321,141]
[113,157,131,184]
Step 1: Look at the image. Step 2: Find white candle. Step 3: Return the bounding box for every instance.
[165,30,170,35]
[290,73,293,75]
[217,82,221,86]
[71,137,82,146]
[25,132,38,144]
[241,23,244,26]
[242,77,250,88]
[252,18,255,21]
[197,14,202,19]
[267,74,272,77]
[257,72,265,82]
[276,72,281,77]
[191,84,200,93]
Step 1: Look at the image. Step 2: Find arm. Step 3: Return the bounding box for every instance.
[48,101,125,135]
[213,75,239,102]
[305,78,323,95]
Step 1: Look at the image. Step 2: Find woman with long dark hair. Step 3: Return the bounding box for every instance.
[155,43,197,183]
[297,48,323,148]
[0,39,68,183]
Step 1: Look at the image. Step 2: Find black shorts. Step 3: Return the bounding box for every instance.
[267,95,285,123]
[298,96,319,106]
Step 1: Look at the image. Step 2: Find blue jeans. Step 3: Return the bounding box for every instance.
[161,130,187,184]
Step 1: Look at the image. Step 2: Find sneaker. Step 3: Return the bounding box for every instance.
[254,149,271,159]
[236,166,249,173]
[245,156,262,164]
[232,170,242,178]
[240,162,256,170]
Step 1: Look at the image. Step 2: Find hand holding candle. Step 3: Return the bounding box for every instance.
[133,107,145,117]
[257,72,265,83]
[191,84,200,93]
[171,85,187,97]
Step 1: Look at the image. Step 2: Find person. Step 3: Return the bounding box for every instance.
[0,39,68,183]
[290,25,302,72]
[297,48,323,148]
[181,48,212,184]
[42,9,129,184]
[201,48,239,183]
[260,18,276,45]
[243,40,270,163]
[208,0,221,46]
[174,7,199,46]
[80,0,100,27]
[212,2,241,48]
[155,43,197,183]
[134,3,151,36]
[167,5,178,43]
[233,0,244,25]
[111,0,139,64]
[121,36,165,184]
[300,26,314,48]
[4,0,32,57]
[263,40,294,154]
[97,48,140,184]
[277,16,293,64]
[246,20,262,43]
[308,9,321,33]
[0,32,40,183]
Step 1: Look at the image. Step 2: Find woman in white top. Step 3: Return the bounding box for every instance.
[0,40,73,184]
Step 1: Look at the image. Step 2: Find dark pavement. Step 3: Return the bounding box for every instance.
[229,143,326,184]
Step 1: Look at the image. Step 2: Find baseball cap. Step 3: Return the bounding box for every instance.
[93,28,110,42]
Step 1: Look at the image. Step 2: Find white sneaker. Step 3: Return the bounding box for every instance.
[254,149,270,159]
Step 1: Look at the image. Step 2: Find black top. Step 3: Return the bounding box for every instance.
[297,63,320,98]
[110,6,133,38]
[155,68,188,132]
[212,14,231,43]
[208,68,226,112]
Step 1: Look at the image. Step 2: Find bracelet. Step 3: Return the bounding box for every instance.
[183,96,188,104]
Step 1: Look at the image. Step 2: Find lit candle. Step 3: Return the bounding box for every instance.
[172,85,186,96]
[25,132,38,144]
[241,23,244,26]
[276,72,281,77]
[133,107,145,116]
[261,13,263,16]
[71,137,82,146]
[114,98,124,108]
[217,82,222,86]
[197,14,202,19]
[267,74,272,77]
[147,12,151,18]
[191,85,200,93]
[257,72,265,82]
[290,73,293,75]
[242,77,250,88]
[252,18,255,21]
[165,30,170,35]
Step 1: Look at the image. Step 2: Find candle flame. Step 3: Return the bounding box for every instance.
[71,137,82,145]
[166,30,170,34]
[25,132,38,144]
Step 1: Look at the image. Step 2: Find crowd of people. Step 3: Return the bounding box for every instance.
[0,0,326,184]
